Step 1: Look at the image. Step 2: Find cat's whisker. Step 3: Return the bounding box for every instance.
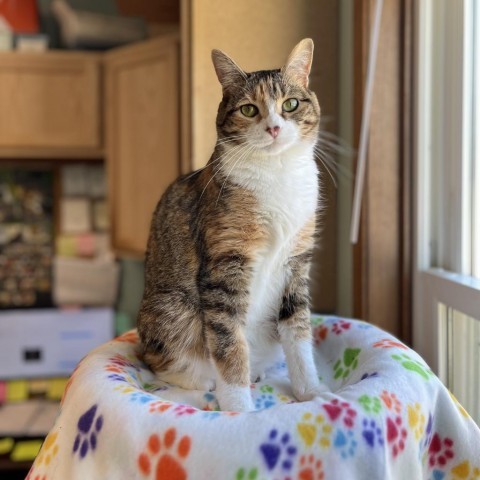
[313,145,353,182]
[215,144,256,207]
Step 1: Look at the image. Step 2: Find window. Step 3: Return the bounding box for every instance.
[414,0,480,424]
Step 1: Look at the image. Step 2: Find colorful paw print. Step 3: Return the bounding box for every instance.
[428,433,455,468]
[331,320,351,335]
[138,428,191,480]
[451,461,480,480]
[380,390,402,414]
[235,467,263,480]
[323,399,357,428]
[255,394,277,410]
[202,392,220,411]
[173,404,198,416]
[361,418,384,448]
[310,315,326,327]
[358,394,382,415]
[386,415,408,458]
[391,353,434,381]
[73,405,104,459]
[407,403,426,441]
[298,454,324,480]
[313,325,329,345]
[130,391,158,404]
[333,348,361,380]
[373,338,409,350]
[260,384,274,394]
[333,429,358,459]
[448,391,470,419]
[260,429,297,473]
[35,431,59,467]
[149,400,173,414]
[297,412,333,448]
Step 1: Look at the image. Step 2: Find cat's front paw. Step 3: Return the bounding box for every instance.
[293,381,329,402]
[216,383,254,412]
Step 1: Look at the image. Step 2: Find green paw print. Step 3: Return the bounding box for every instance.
[236,467,259,480]
[260,384,274,394]
[358,394,382,414]
[333,348,361,379]
[311,315,326,326]
[392,353,434,381]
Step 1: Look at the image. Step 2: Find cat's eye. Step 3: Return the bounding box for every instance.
[240,104,259,118]
[282,98,299,112]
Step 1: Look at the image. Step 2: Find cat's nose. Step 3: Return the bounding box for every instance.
[266,126,280,139]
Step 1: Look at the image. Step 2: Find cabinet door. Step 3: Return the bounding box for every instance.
[0,52,101,150]
[105,35,180,255]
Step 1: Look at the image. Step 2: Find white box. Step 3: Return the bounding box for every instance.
[0,308,114,379]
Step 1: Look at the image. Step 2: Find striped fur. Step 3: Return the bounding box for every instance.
[137,39,328,411]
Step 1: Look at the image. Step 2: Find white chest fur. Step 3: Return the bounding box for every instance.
[229,144,319,372]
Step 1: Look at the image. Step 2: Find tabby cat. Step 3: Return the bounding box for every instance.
[137,38,328,412]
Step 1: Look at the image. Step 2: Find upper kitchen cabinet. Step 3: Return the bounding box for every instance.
[0,50,102,158]
[104,33,180,255]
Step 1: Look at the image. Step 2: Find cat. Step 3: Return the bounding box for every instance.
[137,38,328,412]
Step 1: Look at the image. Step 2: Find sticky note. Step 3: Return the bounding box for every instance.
[77,233,95,257]
[28,380,49,397]
[0,437,14,455]
[56,235,77,257]
[10,440,43,462]
[46,378,68,401]
[6,380,28,402]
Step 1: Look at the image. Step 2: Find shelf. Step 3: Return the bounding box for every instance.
[0,147,104,160]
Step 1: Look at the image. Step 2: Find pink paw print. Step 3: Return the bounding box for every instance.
[386,416,408,458]
[332,320,351,335]
[323,399,357,428]
[428,433,454,468]
[173,404,198,416]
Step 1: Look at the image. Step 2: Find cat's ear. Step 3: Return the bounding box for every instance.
[282,38,314,88]
[212,49,247,91]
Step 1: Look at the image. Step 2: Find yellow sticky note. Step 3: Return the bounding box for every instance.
[10,440,43,462]
[6,380,28,402]
[47,378,68,401]
[0,437,14,455]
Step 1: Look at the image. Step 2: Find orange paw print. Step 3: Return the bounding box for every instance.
[373,338,409,350]
[138,429,191,480]
[380,390,402,414]
[149,401,174,414]
[299,454,324,480]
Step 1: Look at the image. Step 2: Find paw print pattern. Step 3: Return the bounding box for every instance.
[407,403,426,441]
[138,428,191,480]
[331,320,351,335]
[130,392,157,404]
[73,405,104,459]
[373,338,409,350]
[149,400,173,414]
[391,353,434,381]
[333,429,358,459]
[298,454,324,480]
[235,467,261,480]
[361,418,385,448]
[173,404,198,416]
[297,412,333,448]
[323,399,357,428]
[310,315,326,327]
[428,433,455,468]
[35,432,59,467]
[313,325,329,345]
[358,394,382,415]
[380,391,402,414]
[259,384,274,394]
[333,348,361,380]
[451,461,480,480]
[386,416,408,458]
[202,392,220,411]
[259,429,297,473]
[255,394,276,410]
[360,372,379,381]
[448,391,470,418]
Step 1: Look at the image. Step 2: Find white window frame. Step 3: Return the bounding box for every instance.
[413,0,480,382]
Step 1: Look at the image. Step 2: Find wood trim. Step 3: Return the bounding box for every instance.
[353,0,414,340]
[180,0,192,174]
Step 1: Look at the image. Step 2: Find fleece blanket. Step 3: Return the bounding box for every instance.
[29,316,480,480]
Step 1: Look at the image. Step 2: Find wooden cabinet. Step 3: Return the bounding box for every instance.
[0,51,102,158]
[105,34,180,255]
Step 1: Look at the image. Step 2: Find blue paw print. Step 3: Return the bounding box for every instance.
[73,405,104,458]
[361,418,384,448]
[129,391,156,404]
[360,372,379,381]
[333,429,358,459]
[107,374,128,383]
[260,429,297,472]
[255,394,276,410]
[431,470,445,480]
